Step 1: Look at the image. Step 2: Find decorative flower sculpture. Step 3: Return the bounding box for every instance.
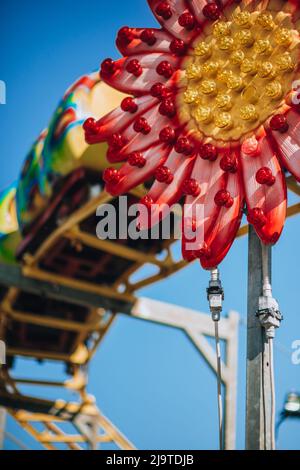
[84,0,300,269]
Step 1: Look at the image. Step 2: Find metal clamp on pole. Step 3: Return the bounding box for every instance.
[207,268,224,450]
[256,303,283,339]
[207,268,224,322]
[257,244,283,339]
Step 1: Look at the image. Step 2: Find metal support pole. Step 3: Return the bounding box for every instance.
[0,407,6,449]
[224,311,239,450]
[246,226,273,450]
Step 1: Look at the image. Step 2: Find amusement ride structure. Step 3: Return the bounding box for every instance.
[1,0,300,450]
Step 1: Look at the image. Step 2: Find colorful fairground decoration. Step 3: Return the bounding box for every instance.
[84,0,300,270]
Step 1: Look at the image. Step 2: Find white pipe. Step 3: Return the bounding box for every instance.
[211,268,219,283]
[261,244,272,298]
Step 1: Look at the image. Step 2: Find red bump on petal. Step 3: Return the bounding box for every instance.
[199,143,218,162]
[103,168,121,185]
[109,133,127,151]
[156,61,174,79]
[214,190,233,208]
[256,167,276,186]
[126,59,143,77]
[83,117,98,134]
[178,12,195,30]
[182,178,201,197]
[121,97,138,113]
[134,117,152,134]
[128,152,146,168]
[117,27,134,46]
[202,2,221,21]
[225,197,234,208]
[270,114,289,133]
[140,29,157,46]
[175,137,194,155]
[140,195,154,209]
[150,83,170,100]
[155,166,174,184]
[159,126,176,144]
[170,38,186,55]
[247,208,267,228]
[101,58,117,76]
[159,98,176,118]
[155,1,172,20]
[220,154,238,173]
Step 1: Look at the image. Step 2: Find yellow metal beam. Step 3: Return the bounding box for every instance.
[287,202,300,218]
[65,226,168,267]
[30,192,114,265]
[3,307,101,333]
[10,414,57,450]
[10,407,136,450]
[13,378,66,388]
[39,432,85,444]
[6,348,75,363]
[22,265,135,304]
[44,422,82,450]
[28,186,147,267]
[287,175,300,196]
[13,411,64,423]
[87,314,116,361]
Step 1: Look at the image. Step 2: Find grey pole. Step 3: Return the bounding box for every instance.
[246,226,273,450]
[0,407,6,450]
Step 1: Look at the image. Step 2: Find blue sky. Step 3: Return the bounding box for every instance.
[1,0,300,450]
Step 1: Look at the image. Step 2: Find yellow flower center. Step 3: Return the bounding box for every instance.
[178,6,300,143]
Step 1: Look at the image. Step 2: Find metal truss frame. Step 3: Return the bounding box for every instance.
[0,175,298,450]
[0,357,136,450]
[0,297,239,450]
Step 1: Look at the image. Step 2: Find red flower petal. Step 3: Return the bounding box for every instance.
[269,109,300,182]
[182,151,229,262]
[199,171,244,270]
[109,103,176,161]
[147,0,199,42]
[85,95,156,145]
[240,134,287,245]
[105,143,171,196]
[138,146,196,228]
[117,28,175,56]
[100,54,180,96]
